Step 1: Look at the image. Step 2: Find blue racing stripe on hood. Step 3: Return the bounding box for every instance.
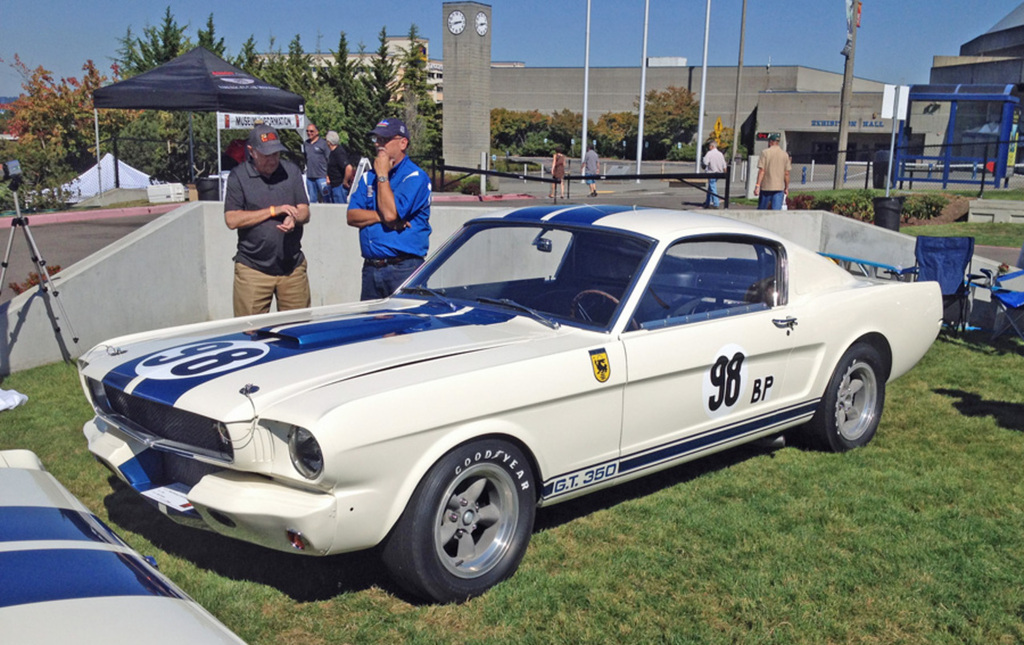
[0,507,125,546]
[0,549,185,608]
[100,301,515,407]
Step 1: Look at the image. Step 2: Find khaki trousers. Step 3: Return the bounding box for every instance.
[233,260,310,316]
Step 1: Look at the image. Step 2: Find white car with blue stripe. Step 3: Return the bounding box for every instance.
[77,205,942,603]
[0,450,245,643]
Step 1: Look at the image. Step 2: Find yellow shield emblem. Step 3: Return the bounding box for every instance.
[590,349,610,383]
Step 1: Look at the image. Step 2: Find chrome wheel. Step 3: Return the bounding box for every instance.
[434,463,519,579]
[834,359,879,442]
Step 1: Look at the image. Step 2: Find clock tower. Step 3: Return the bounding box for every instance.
[442,2,492,170]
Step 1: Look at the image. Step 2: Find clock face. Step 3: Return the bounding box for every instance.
[475,11,489,36]
[447,10,466,34]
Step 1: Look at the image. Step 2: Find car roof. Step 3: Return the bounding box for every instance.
[471,205,784,243]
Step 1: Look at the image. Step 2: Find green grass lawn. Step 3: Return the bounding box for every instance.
[3,334,1024,644]
[903,221,1024,250]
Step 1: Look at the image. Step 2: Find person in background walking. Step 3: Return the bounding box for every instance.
[303,122,330,203]
[754,133,791,210]
[583,145,599,197]
[549,146,567,199]
[701,140,727,208]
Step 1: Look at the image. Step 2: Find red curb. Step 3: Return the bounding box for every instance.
[0,203,181,228]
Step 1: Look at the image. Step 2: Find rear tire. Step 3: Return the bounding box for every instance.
[381,439,536,603]
[804,343,886,452]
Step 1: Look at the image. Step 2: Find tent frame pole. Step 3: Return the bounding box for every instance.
[93,109,102,198]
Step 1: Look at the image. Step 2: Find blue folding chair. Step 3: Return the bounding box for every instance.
[899,236,978,333]
[974,268,1024,341]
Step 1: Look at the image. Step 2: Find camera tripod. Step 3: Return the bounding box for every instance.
[0,188,80,347]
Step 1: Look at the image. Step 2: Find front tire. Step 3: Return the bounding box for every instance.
[381,439,536,603]
[804,343,886,452]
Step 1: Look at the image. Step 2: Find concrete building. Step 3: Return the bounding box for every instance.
[491,64,887,163]
[930,2,1024,84]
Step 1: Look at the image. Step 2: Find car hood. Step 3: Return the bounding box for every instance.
[81,299,563,421]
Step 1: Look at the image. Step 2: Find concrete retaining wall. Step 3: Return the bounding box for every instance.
[0,205,1006,375]
[969,199,1024,224]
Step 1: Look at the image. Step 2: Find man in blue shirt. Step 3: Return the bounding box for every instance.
[347,117,432,300]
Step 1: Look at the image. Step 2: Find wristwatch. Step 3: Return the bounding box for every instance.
[377,176,389,184]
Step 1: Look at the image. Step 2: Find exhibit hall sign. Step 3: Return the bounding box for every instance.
[217,112,305,131]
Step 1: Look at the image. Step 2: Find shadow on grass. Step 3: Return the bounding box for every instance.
[940,330,1024,356]
[102,476,397,602]
[102,440,785,604]
[533,440,781,532]
[933,388,1024,432]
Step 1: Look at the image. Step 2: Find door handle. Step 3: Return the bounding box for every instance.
[772,316,798,331]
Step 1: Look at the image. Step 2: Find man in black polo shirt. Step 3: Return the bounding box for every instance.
[224,124,311,316]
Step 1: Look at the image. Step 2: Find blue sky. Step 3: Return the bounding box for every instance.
[0,0,1019,98]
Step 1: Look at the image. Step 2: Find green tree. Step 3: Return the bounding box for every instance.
[321,32,372,158]
[548,109,582,156]
[232,36,263,74]
[196,14,226,58]
[398,25,440,160]
[0,57,129,208]
[640,86,699,159]
[363,28,398,124]
[115,6,190,77]
[491,108,548,154]
[592,111,637,158]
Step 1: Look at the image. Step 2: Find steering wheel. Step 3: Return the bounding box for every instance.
[570,289,620,324]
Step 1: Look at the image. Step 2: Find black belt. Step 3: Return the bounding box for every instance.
[363,254,422,268]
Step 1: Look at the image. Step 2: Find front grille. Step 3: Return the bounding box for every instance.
[91,378,233,460]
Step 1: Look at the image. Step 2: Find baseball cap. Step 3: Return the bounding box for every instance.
[325,130,340,145]
[768,132,781,141]
[247,124,288,155]
[369,118,408,139]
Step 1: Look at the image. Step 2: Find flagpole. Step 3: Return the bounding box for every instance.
[695,0,712,173]
[581,0,591,168]
[636,0,650,182]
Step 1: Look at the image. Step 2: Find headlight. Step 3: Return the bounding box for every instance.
[288,426,323,479]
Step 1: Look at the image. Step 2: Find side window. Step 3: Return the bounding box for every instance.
[632,237,783,330]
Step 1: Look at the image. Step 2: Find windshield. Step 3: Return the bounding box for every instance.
[401,222,654,329]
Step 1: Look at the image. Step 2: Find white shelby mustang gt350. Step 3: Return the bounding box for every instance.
[78,205,942,603]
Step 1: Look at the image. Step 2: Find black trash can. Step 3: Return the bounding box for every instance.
[196,177,220,201]
[873,196,904,231]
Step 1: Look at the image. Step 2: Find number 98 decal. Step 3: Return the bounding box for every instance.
[702,344,748,418]
[135,340,270,380]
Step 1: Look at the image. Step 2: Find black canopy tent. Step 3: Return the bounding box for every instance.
[92,46,304,188]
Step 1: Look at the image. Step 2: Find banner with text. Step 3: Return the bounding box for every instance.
[217,113,305,131]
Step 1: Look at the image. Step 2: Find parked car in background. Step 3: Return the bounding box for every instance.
[76,205,942,603]
[0,449,245,643]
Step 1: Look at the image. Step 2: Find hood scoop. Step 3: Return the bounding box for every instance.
[253,303,517,351]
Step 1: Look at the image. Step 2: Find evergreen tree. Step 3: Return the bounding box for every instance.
[196,14,226,58]
[323,32,373,158]
[115,6,189,77]
[363,28,398,125]
[398,25,440,160]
